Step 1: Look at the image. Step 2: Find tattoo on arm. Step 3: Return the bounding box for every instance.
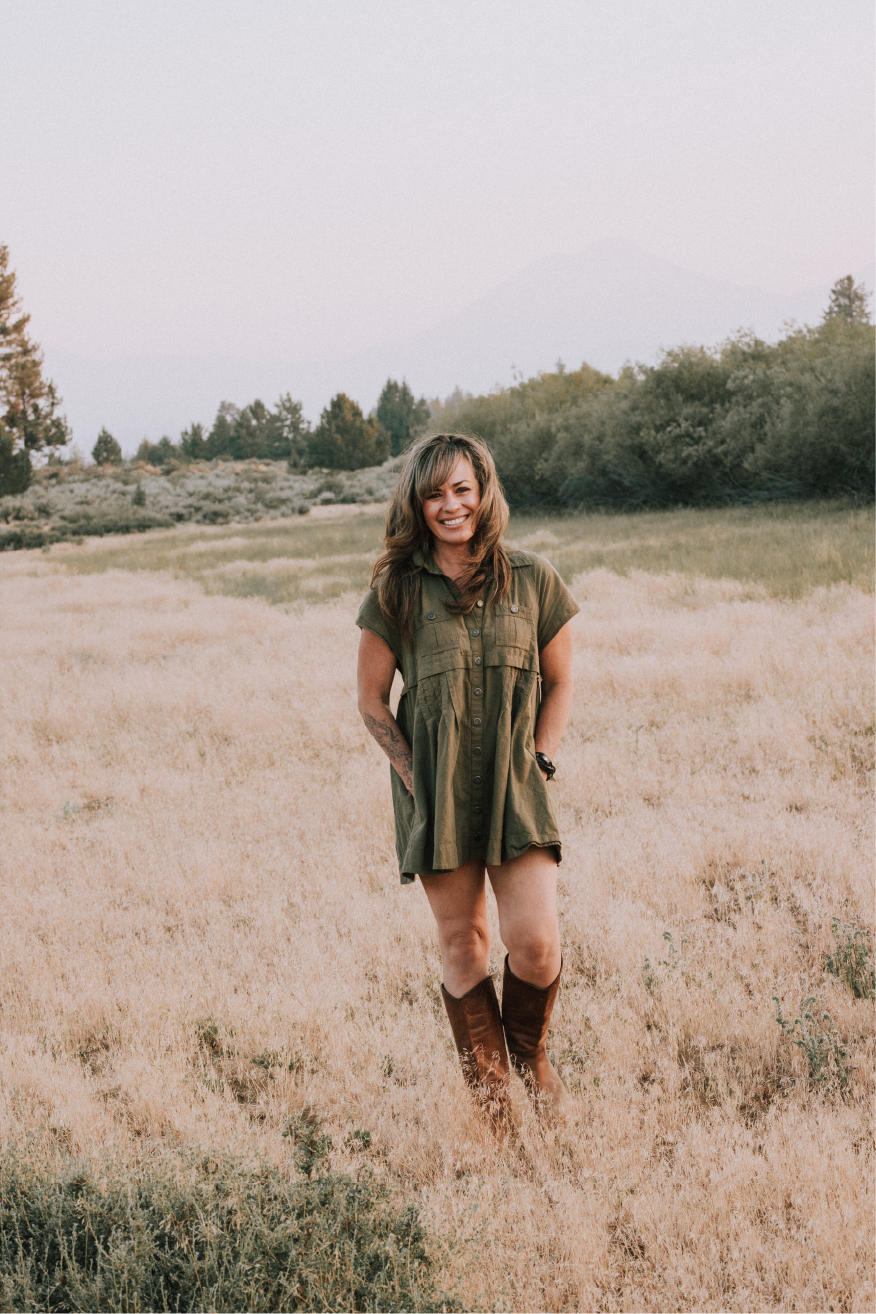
[363,709,414,793]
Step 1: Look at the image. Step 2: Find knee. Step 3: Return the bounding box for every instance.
[442,923,490,972]
[504,928,559,973]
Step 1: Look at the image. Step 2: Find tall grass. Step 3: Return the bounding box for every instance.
[0,506,872,1310]
[29,499,876,607]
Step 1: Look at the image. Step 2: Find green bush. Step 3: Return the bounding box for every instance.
[825,918,875,1000]
[438,304,875,509]
[0,1144,455,1313]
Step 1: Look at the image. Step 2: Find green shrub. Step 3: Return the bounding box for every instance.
[773,994,849,1088]
[0,1144,455,1313]
[437,300,874,509]
[825,919,875,1000]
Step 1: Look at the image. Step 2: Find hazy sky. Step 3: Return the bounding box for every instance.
[2,0,873,367]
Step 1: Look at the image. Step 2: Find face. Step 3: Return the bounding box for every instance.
[422,454,481,547]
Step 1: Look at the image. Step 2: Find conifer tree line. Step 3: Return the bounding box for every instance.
[1,237,873,505]
[128,378,431,472]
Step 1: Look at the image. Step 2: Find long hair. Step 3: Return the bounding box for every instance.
[371,432,511,641]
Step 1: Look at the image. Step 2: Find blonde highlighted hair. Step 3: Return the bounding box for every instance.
[371,432,511,640]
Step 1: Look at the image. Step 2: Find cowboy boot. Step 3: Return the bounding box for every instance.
[441,975,513,1135]
[501,955,571,1121]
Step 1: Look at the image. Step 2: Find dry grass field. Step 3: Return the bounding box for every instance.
[1,502,873,1311]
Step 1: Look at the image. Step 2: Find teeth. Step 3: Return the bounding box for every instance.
[441,516,466,525]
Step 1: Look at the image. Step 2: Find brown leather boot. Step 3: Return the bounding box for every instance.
[441,976,513,1135]
[501,955,571,1121]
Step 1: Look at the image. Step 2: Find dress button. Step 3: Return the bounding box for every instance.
[426,612,436,620]
[474,656,482,666]
[473,717,481,726]
[510,604,519,613]
[474,687,482,696]
[476,600,483,607]
[470,628,479,637]
[473,746,482,756]
[473,775,482,784]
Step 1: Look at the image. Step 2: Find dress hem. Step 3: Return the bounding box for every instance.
[400,838,562,883]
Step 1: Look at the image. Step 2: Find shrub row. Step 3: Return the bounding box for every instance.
[0,460,403,550]
[440,317,875,508]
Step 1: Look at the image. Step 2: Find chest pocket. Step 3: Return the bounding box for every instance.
[484,603,537,671]
[412,612,470,682]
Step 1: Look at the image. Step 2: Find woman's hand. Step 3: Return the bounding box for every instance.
[357,629,414,793]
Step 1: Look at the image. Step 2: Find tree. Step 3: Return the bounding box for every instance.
[0,245,70,468]
[180,422,208,460]
[275,393,311,467]
[824,275,871,324]
[228,400,277,460]
[136,436,176,466]
[0,430,32,495]
[92,427,123,465]
[307,393,390,469]
[375,378,431,456]
[206,402,239,459]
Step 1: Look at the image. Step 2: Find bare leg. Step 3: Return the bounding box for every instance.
[421,860,512,1133]
[488,846,569,1119]
[419,859,490,998]
[487,846,561,987]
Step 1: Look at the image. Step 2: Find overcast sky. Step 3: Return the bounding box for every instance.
[2,0,873,370]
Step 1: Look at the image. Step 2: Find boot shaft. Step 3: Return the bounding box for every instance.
[441,975,510,1088]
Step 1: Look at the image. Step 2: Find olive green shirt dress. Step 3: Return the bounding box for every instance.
[357,548,579,884]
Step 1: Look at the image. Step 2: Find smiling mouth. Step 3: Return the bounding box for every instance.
[440,515,468,526]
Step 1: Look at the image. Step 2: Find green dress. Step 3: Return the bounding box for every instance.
[356,548,580,883]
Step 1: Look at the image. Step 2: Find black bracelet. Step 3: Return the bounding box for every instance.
[535,752,556,781]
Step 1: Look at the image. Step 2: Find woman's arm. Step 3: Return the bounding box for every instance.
[357,628,414,793]
[535,621,574,770]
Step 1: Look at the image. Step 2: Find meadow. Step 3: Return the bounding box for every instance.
[0,501,873,1311]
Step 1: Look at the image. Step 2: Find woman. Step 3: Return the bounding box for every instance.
[356,432,578,1131]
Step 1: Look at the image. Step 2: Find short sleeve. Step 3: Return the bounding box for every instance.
[356,587,403,664]
[533,556,579,651]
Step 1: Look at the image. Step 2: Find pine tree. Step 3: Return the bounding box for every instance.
[180,422,208,460]
[92,427,123,465]
[308,394,390,470]
[376,379,431,456]
[275,393,311,467]
[0,245,70,467]
[824,275,871,324]
[206,402,239,459]
[0,431,32,495]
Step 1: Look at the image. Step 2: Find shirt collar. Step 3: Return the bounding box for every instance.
[412,546,444,575]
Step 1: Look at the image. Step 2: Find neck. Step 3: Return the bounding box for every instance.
[431,538,473,583]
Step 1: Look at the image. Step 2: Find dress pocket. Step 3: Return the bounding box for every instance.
[484,603,536,670]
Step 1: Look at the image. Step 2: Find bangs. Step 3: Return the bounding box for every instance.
[410,439,476,504]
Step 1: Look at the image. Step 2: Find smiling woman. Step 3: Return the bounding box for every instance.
[356,433,578,1134]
